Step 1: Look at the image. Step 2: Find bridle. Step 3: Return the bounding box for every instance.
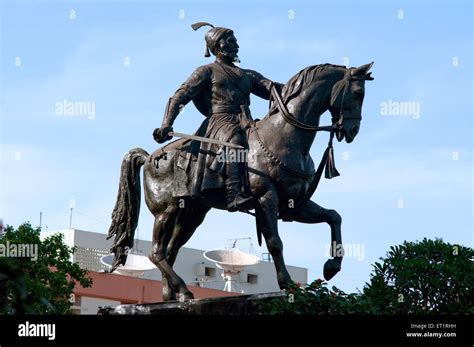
[270,67,363,136]
[329,69,364,137]
[248,68,365,219]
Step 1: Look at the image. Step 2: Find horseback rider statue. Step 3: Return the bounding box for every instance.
[108,20,374,297]
[152,22,283,212]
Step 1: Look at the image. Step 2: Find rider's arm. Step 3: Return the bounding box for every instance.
[248,70,284,100]
[161,65,211,128]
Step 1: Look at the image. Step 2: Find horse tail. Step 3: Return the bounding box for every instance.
[107,148,149,271]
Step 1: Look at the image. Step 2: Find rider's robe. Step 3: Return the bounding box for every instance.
[161,61,282,197]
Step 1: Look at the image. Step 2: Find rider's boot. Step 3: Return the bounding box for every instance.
[226,161,254,212]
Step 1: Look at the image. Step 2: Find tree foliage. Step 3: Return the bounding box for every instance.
[362,238,474,314]
[264,280,373,315]
[0,223,92,314]
[264,238,473,314]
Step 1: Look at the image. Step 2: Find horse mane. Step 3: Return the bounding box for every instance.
[265,63,346,118]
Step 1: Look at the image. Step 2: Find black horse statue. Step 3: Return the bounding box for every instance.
[107,62,374,301]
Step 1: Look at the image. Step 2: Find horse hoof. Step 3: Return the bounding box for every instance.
[162,290,176,302]
[178,291,194,301]
[277,274,293,290]
[323,259,341,281]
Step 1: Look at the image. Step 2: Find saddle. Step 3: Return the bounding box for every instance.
[151,121,226,198]
[151,117,255,199]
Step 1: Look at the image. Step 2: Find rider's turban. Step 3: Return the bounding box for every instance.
[191,22,234,58]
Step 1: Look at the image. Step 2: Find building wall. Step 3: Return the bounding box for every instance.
[41,229,308,295]
[74,270,237,305]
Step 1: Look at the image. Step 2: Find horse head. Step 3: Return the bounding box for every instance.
[329,62,374,143]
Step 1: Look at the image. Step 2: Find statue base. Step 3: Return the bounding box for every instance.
[97,291,285,315]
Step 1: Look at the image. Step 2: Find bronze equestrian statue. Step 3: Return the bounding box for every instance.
[107,22,374,301]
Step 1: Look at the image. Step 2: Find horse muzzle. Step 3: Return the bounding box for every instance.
[336,129,345,142]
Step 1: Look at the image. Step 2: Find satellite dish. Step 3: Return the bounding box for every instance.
[100,252,156,277]
[203,248,260,292]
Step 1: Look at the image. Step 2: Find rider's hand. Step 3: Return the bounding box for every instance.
[153,126,173,144]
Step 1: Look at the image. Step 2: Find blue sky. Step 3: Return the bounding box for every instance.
[1,0,472,293]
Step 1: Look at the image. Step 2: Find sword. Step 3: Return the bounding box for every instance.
[169,131,244,149]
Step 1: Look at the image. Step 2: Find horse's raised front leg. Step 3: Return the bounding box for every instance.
[148,203,194,300]
[161,202,210,301]
[255,188,292,289]
[290,200,343,280]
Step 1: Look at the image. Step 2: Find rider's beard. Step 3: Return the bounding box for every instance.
[220,49,240,63]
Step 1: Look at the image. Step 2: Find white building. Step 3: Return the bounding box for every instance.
[41,229,307,313]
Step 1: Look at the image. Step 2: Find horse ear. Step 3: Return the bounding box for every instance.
[353,62,374,80]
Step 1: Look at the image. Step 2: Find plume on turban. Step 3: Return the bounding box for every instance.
[191,22,234,57]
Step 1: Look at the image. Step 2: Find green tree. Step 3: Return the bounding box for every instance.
[362,238,474,314]
[262,280,373,315]
[264,238,473,314]
[0,222,92,314]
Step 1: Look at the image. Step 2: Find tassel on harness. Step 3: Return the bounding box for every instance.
[324,131,340,179]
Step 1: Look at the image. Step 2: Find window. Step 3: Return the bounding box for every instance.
[205,267,216,277]
[247,274,258,284]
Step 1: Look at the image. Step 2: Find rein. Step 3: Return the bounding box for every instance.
[270,83,334,132]
[270,68,357,133]
[259,69,357,178]
[249,69,358,218]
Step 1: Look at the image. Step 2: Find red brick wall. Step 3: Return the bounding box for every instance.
[74,271,236,304]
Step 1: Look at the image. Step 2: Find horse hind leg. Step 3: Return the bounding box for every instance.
[161,201,210,301]
[148,203,194,300]
[256,189,292,289]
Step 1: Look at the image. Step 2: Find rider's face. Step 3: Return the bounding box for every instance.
[218,34,239,61]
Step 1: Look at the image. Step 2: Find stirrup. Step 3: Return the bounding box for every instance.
[227,193,254,212]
